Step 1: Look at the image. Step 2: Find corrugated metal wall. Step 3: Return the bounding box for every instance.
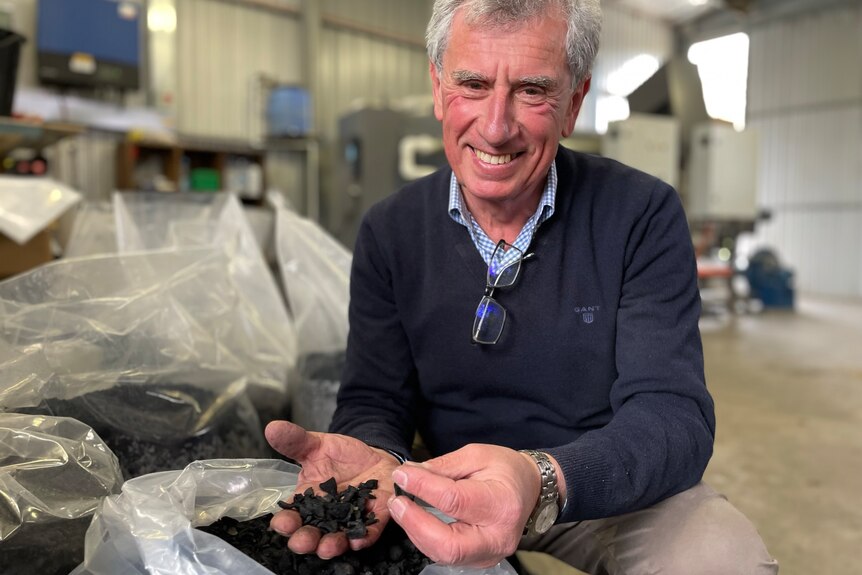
[173,0,432,143]
[318,0,433,143]
[176,0,304,140]
[748,4,862,297]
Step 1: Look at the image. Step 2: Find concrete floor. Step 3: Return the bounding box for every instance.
[518,295,862,575]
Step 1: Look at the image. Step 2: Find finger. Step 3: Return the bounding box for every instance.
[316,531,350,559]
[264,420,319,461]
[270,509,303,537]
[387,495,457,563]
[393,465,501,525]
[347,512,387,552]
[387,496,505,568]
[286,525,322,555]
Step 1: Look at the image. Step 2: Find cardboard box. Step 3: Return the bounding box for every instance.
[0,229,53,279]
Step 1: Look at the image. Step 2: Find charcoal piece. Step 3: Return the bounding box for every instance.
[279,478,379,538]
[199,514,432,575]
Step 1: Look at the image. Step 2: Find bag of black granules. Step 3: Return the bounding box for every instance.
[71,459,518,575]
[0,247,294,440]
[8,368,273,480]
[0,413,124,575]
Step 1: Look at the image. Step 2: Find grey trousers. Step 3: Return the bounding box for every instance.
[518,482,779,575]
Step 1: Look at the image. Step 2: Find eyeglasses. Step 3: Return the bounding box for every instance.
[472,239,531,345]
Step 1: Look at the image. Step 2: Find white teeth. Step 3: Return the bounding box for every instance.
[474,148,513,165]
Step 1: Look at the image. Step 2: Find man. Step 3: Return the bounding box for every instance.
[266,0,778,572]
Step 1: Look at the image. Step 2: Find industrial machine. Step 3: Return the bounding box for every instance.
[601,57,784,314]
[334,105,445,248]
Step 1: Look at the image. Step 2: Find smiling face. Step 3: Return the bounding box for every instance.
[431,7,589,214]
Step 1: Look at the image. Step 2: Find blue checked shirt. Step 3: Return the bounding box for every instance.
[448,161,558,266]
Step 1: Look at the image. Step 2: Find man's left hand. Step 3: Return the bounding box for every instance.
[385,443,543,568]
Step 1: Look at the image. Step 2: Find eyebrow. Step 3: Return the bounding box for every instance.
[518,76,558,90]
[451,70,488,83]
[450,70,558,90]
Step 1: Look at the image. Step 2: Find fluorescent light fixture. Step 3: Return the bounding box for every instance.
[148,2,176,33]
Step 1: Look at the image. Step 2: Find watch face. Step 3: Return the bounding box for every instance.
[535,503,559,534]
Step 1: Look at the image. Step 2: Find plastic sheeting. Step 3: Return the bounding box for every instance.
[0,413,123,574]
[0,176,83,245]
[275,208,351,431]
[275,207,350,356]
[113,192,297,398]
[63,202,117,258]
[71,458,517,575]
[0,248,278,409]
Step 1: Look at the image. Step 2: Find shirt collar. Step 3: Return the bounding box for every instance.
[448,160,558,227]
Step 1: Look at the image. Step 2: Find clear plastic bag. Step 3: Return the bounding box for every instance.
[275,207,350,357]
[63,201,117,258]
[0,249,277,478]
[0,413,124,575]
[72,459,517,575]
[275,208,351,431]
[113,192,298,406]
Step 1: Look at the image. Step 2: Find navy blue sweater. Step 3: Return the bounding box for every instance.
[330,146,715,521]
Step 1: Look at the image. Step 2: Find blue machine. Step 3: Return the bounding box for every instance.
[745,249,795,309]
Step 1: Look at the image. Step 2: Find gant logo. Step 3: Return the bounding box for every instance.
[574,306,600,324]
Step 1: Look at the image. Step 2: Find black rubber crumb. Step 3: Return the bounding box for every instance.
[199,513,432,575]
[277,478,379,539]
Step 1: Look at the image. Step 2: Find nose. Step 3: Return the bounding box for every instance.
[480,89,516,146]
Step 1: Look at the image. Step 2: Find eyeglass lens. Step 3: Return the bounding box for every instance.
[473,295,506,344]
[473,240,524,344]
[488,242,523,288]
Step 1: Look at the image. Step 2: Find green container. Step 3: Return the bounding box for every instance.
[190,168,220,191]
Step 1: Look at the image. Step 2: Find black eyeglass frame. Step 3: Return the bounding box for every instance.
[472,239,532,345]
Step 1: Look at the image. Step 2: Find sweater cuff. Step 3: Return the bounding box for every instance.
[543,445,611,523]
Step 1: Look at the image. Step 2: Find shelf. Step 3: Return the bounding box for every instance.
[0,117,84,156]
[116,136,266,201]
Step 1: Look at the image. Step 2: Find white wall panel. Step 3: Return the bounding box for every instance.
[317,22,432,141]
[176,0,303,139]
[748,4,862,297]
[748,7,862,115]
[323,0,431,39]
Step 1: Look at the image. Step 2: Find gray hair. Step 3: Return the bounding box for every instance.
[426,0,602,89]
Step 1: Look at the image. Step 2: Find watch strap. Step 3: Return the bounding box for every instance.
[520,449,560,534]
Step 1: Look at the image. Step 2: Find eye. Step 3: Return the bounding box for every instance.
[518,84,548,101]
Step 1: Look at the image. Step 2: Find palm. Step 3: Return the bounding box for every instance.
[265,420,402,556]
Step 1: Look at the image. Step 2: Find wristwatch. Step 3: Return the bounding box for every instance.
[520,450,560,536]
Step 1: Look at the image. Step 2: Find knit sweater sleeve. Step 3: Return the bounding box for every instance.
[545,178,715,521]
[327,208,418,460]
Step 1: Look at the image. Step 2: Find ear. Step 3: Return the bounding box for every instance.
[430,60,444,121]
[561,76,591,138]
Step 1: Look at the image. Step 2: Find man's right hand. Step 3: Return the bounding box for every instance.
[265,420,402,559]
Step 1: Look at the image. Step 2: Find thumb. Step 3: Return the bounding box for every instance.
[264,420,318,461]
